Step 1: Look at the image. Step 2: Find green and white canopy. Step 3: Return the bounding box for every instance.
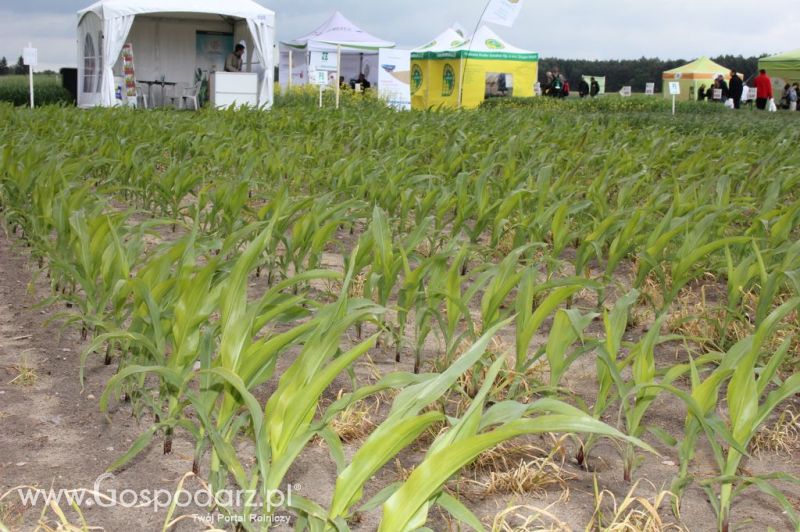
[759,49,800,82]
[412,25,538,62]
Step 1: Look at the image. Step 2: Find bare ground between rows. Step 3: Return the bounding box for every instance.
[1,230,799,531]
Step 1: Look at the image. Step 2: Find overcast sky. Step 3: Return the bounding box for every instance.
[1,0,797,71]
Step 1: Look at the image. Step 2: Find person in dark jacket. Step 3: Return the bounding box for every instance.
[590,77,600,97]
[578,78,590,97]
[728,70,743,109]
[716,75,729,102]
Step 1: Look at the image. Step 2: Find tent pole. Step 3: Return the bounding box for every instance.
[457,56,464,108]
[336,44,341,109]
[459,0,491,109]
[288,50,292,90]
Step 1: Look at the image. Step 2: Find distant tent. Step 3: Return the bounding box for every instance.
[662,57,732,101]
[411,25,538,109]
[279,11,395,90]
[758,49,800,100]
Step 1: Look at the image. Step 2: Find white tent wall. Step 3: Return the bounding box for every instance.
[245,19,274,107]
[278,50,309,89]
[101,15,135,106]
[77,12,103,107]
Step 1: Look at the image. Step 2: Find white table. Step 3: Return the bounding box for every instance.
[209,72,259,109]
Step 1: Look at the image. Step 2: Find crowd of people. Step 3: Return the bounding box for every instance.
[542,71,600,98]
[696,69,798,112]
[538,67,796,113]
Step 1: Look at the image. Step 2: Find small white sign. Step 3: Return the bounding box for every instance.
[23,47,37,67]
[748,87,758,100]
[668,82,681,95]
[620,86,632,97]
[645,83,655,95]
[713,89,723,100]
[311,51,338,72]
[310,70,328,86]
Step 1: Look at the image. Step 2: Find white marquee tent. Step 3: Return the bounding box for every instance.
[77,0,275,108]
[279,11,395,90]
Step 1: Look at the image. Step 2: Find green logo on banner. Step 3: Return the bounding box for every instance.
[485,39,505,50]
[442,64,455,96]
[411,64,423,93]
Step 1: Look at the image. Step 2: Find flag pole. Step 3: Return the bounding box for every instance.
[457,1,492,110]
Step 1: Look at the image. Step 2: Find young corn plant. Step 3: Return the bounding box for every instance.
[665,298,800,531]
[377,384,656,531]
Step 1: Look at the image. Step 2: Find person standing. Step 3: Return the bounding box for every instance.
[716,75,729,102]
[224,44,245,72]
[754,69,773,110]
[590,77,600,97]
[551,74,564,98]
[543,72,554,96]
[789,84,798,112]
[578,77,590,97]
[729,70,743,109]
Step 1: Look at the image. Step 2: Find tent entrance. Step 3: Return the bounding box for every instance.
[485,73,513,98]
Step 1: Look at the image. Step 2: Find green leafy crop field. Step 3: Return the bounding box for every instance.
[0,74,73,106]
[0,96,798,531]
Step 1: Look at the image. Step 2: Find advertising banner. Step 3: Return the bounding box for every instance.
[121,44,136,99]
[378,48,411,110]
[196,32,234,74]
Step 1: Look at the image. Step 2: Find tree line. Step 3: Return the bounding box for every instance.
[0,56,60,76]
[0,56,27,76]
[538,55,766,93]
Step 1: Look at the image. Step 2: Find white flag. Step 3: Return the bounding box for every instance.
[482,0,524,27]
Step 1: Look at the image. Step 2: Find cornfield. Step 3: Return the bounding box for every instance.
[0,95,798,531]
[0,75,73,107]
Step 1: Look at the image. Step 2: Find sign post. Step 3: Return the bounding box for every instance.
[309,69,327,108]
[335,44,342,110]
[288,50,293,91]
[309,50,339,109]
[23,43,37,109]
[668,81,680,116]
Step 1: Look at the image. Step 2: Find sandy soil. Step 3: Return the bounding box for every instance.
[1,230,799,531]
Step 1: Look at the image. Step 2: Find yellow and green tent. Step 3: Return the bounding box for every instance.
[662,57,731,101]
[759,50,800,98]
[411,25,538,109]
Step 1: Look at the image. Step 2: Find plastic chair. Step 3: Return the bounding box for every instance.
[135,84,149,109]
[168,83,188,109]
[179,81,201,110]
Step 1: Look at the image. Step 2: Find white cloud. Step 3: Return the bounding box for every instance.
[0,1,796,71]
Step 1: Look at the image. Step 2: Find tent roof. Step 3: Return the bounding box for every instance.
[412,25,537,61]
[760,49,800,63]
[281,11,394,51]
[759,49,800,76]
[78,0,275,23]
[663,57,730,76]
[413,27,468,53]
